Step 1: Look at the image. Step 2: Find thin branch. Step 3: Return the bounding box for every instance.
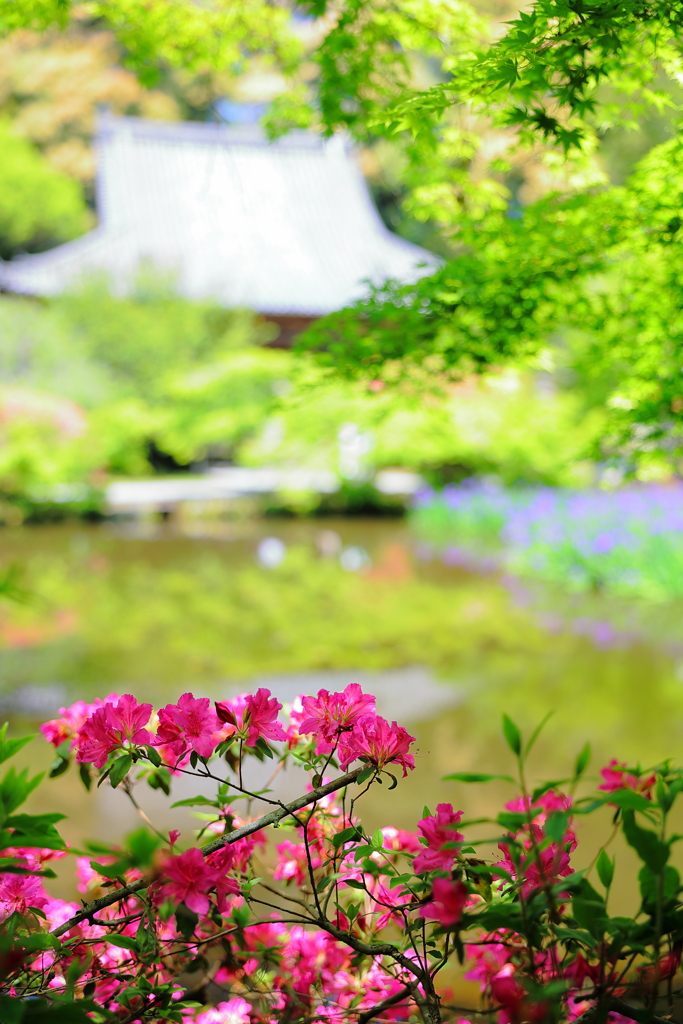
[312,916,426,983]
[51,765,365,937]
[358,982,417,1024]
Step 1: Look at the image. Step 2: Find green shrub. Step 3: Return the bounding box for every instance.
[0,122,89,259]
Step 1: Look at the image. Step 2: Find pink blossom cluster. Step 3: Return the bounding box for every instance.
[464,934,645,1024]
[413,803,464,873]
[212,921,418,1022]
[157,846,241,915]
[215,689,287,747]
[495,789,576,899]
[298,683,416,776]
[599,759,656,798]
[41,683,416,777]
[31,696,668,1024]
[41,696,114,750]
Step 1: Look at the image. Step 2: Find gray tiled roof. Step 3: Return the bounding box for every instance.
[0,114,438,315]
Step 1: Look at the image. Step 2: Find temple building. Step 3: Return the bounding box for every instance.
[0,114,437,340]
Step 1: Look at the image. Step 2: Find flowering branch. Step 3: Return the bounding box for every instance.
[52,764,366,936]
[357,982,418,1024]
[4,690,682,1024]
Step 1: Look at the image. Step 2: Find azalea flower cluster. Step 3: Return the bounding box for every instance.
[41,682,416,778]
[0,701,678,1024]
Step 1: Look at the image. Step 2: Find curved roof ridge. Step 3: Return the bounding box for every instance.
[97,112,334,151]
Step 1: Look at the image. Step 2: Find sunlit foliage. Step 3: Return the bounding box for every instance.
[0,121,89,258]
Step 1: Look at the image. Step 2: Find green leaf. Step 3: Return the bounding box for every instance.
[552,926,597,947]
[79,763,92,791]
[176,903,199,940]
[443,772,515,783]
[127,828,161,867]
[574,743,591,779]
[638,864,680,906]
[371,828,384,849]
[572,878,607,939]
[596,849,614,889]
[332,826,364,849]
[255,737,274,759]
[498,810,536,830]
[342,878,366,890]
[90,859,123,881]
[502,714,521,757]
[48,755,70,780]
[2,813,66,851]
[109,754,132,789]
[356,767,374,784]
[524,711,554,758]
[604,789,654,812]
[106,934,139,950]
[622,810,669,872]
[171,796,218,809]
[0,733,33,767]
[6,812,65,829]
[474,902,524,931]
[146,745,161,768]
[545,811,570,844]
[147,768,171,796]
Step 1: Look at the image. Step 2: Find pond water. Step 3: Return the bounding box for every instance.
[1,517,683,914]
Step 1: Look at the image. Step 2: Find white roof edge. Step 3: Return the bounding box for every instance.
[96,111,341,152]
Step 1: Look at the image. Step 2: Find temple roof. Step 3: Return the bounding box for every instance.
[0,114,438,316]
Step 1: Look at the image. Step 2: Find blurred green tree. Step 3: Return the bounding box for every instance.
[0,120,89,258]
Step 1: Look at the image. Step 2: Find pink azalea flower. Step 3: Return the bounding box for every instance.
[0,874,49,921]
[42,897,80,931]
[285,696,306,749]
[464,939,510,991]
[494,790,577,898]
[419,878,468,927]
[379,826,421,854]
[274,840,320,886]
[154,743,192,773]
[599,759,655,798]
[155,693,222,760]
[161,847,217,916]
[215,688,286,747]
[41,693,122,751]
[338,714,415,776]
[41,698,107,749]
[366,877,410,929]
[76,854,117,893]
[298,684,375,754]
[5,846,67,873]
[490,963,527,1024]
[195,997,251,1024]
[77,694,153,768]
[413,804,464,873]
[206,845,242,912]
